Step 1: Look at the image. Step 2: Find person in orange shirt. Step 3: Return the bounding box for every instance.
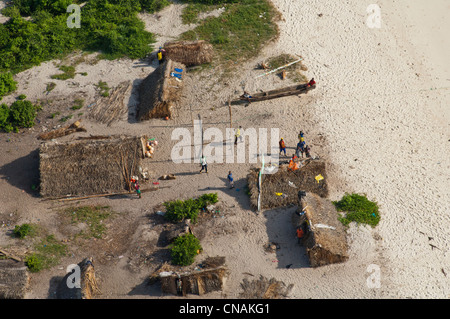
[279,138,286,156]
[296,226,304,244]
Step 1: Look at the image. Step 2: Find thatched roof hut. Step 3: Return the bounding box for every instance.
[39,135,147,198]
[160,266,228,296]
[294,193,349,267]
[137,59,185,121]
[164,40,214,66]
[159,257,228,296]
[247,159,329,210]
[0,259,29,299]
[56,257,100,299]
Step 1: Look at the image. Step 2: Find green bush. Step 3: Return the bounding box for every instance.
[170,233,202,266]
[182,0,239,4]
[25,253,44,272]
[13,223,36,239]
[0,0,158,74]
[0,72,17,97]
[333,193,380,227]
[18,94,27,100]
[8,100,37,130]
[164,193,218,223]
[0,103,10,130]
[139,0,171,12]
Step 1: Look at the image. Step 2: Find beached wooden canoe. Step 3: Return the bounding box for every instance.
[238,83,316,102]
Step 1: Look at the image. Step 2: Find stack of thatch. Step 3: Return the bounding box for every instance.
[239,275,293,299]
[137,59,185,121]
[0,259,29,299]
[56,257,100,299]
[247,159,329,210]
[39,135,146,197]
[164,40,213,66]
[295,193,349,267]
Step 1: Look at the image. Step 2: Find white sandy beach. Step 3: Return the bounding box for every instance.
[0,0,449,299]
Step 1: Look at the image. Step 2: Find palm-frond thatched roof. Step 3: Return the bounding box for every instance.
[39,135,146,197]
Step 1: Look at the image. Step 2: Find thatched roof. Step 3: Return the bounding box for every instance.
[56,257,100,299]
[0,259,29,299]
[247,159,329,210]
[295,193,349,267]
[137,59,185,121]
[239,275,293,299]
[39,135,146,197]
[164,40,213,66]
[160,266,228,296]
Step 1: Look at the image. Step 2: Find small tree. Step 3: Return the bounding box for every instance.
[170,233,202,266]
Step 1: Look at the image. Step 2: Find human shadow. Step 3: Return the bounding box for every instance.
[263,206,310,269]
[0,148,40,196]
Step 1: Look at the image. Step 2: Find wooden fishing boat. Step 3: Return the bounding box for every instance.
[238,83,316,102]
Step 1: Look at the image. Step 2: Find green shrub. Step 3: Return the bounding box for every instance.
[0,0,158,75]
[0,72,17,97]
[139,0,171,13]
[13,223,37,239]
[0,103,10,130]
[8,100,38,130]
[164,193,218,223]
[170,233,202,266]
[333,193,380,227]
[25,235,68,271]
[18,94,27,100]
[197,193,218,207]
[25,253,44,272]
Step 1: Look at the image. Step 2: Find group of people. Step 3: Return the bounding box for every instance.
[279,131,312,159]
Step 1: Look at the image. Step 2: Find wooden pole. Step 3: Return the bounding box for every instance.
[255,58,303,79]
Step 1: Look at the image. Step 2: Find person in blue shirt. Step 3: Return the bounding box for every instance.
[227,171,234,188]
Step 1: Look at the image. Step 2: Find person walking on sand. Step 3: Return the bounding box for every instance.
[296,141,303,158]
[234,126,242,145]
[305,145,311,158]
[134,180,141,199]
[279,138,286,156]
[307,78,316,87]
[199,155,208,173]
[227,171,234,188]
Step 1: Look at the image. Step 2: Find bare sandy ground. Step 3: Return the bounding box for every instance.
[0,0,449,299]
